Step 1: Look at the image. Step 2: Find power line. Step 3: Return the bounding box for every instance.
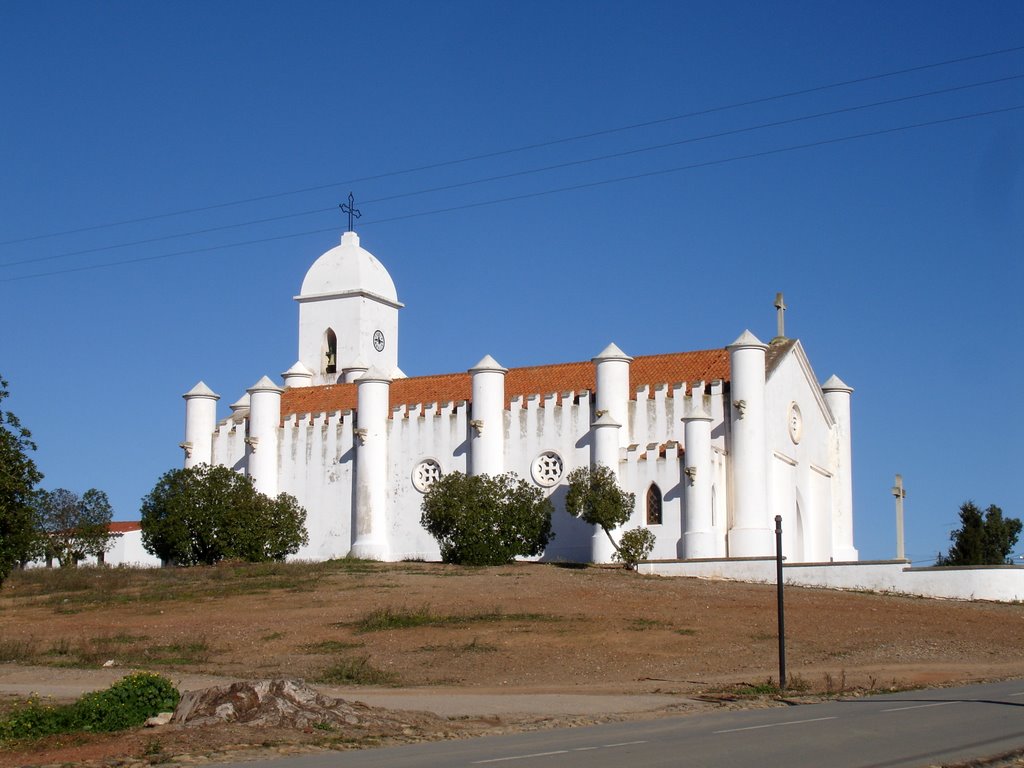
[359,74,1024,207]
[4,102,1020,284]
[358,104,1024,228]
[2,44,1022,247]
[0,207,334,269]
[5,73,1019,270]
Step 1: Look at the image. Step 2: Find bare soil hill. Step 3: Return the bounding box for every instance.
[1,560,1022,766]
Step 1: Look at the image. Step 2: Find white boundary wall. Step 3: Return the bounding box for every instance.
[639,559,1024,602]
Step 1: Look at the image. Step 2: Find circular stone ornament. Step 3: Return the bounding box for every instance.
[412,458,442,493]
[531,451,564,487]
[788,403,803,444]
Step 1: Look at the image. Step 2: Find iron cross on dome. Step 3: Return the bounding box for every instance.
[340,192,361,232]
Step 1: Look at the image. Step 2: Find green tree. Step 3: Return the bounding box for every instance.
[614,527,657,570]
[420,471,554,565]
[140,464,308,566]
[0,376,44,584]
[564,465,638,560]
[937,501,1022,566]
[35,487,116,566]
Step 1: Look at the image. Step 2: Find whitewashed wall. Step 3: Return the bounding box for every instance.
[386,400,469,561]
[639,560,1024,603]
[764,345,840,562]
[279,410,355,561]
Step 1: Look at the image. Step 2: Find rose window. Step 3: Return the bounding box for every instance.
[531,451,564,487]
[412,459,443,493]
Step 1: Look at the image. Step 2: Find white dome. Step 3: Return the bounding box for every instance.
[299,231,399,304]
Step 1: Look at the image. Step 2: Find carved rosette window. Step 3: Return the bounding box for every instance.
[531,451,564,487]
[646,484,663,525]
[412,459,443,493]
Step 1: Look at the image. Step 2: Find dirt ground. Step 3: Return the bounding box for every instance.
[0,559,1022,767]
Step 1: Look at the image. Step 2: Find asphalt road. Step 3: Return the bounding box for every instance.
[215,679,1024,768]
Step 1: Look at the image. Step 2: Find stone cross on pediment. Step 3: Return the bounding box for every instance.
[774,292,787,339]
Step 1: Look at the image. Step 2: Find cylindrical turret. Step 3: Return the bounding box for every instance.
[823,375,858,561]
[350,368,391,560]
[682,400,715,558]
[468,355,507,477]
[281,361,314,389]
[342,360,369,383]
[247,376,283,497]
[593,343,632,447]
[590,412,622,564]
[727,330,772,557]
[182,382,219,468]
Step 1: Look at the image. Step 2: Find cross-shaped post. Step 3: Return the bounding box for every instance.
[891,474,907,561]
[774,292,787,339]
[340,192,361,232]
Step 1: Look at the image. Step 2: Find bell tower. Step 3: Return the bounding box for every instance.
[294,231,403,385]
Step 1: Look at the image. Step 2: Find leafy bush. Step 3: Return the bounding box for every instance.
[0,672,179,741]
[0,696,74,741]
[74,672,179,732]
[613,527,656,570]
[420,472,554,565]
[141,464,309,566]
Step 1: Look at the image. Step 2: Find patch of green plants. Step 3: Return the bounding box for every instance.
[627,618,671,630]
[0,672,179,742]
[139,639,212,666]
[323,557,384,575]
[355,605,436,631]
[4,561,339,614]
[724,674,810,697]
[318,655,396,686]
[300,640,364,654]
[674,628,697,636]
[417,637,499,653]
[0,637,38,663]
[45,637,73,658]
[352,605,556,633]
[36,633,206,669]
[730,679,783,696]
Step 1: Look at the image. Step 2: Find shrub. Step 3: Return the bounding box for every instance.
[565,466,643,561]
[0,672,179,741]
[614,527,656,570]
[420,472,554,565]
[141,465,308,566]
[74,672,179,732]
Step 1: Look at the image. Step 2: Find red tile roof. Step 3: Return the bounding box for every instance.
[281,348,731,419]
[108,521,141,533]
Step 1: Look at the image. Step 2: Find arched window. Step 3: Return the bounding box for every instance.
[324,328,338,373]
[646,483,663,525]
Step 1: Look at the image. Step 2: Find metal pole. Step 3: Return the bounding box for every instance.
[775,514,786,691]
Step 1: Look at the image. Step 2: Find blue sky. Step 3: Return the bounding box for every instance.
[1,1,1021,563]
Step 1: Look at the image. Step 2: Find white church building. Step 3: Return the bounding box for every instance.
[180,228,859,565]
